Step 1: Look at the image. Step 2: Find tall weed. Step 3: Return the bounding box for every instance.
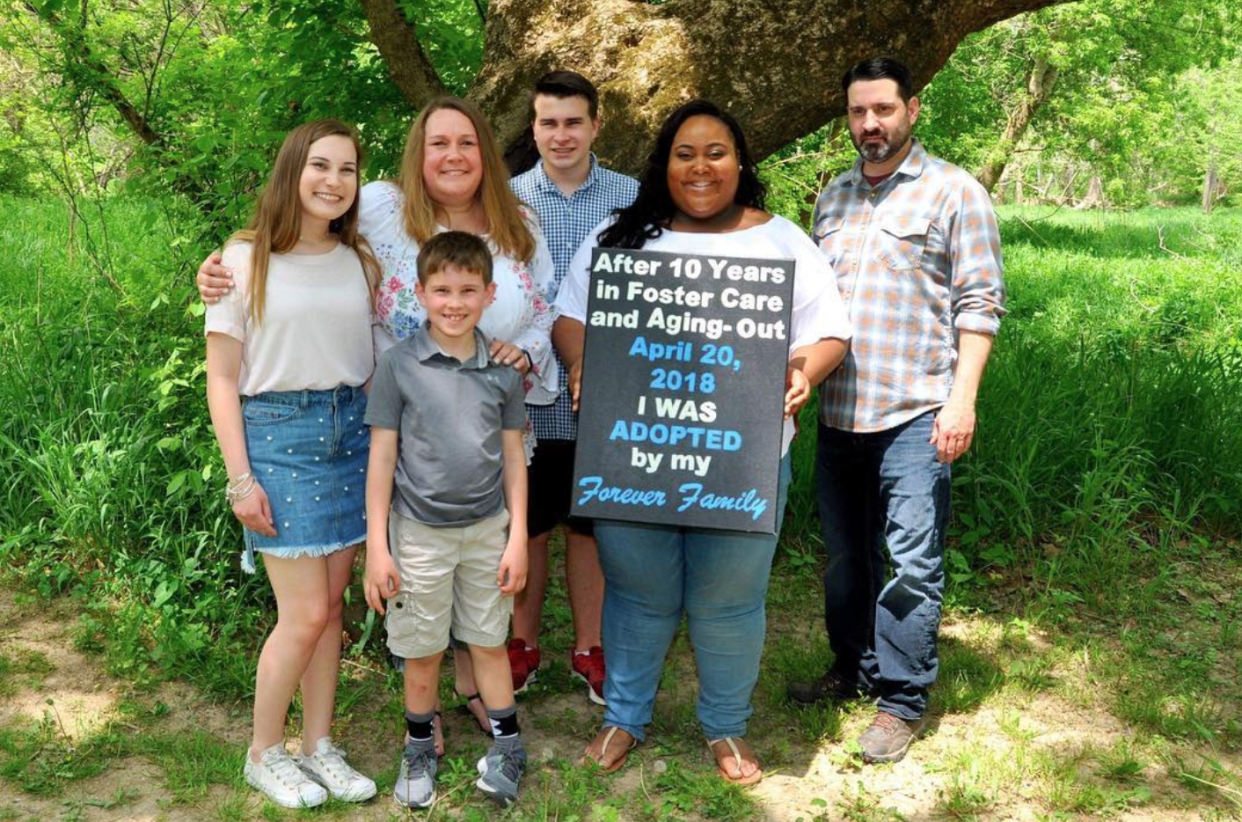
[0,195,263,691]
[2,196,1241,693]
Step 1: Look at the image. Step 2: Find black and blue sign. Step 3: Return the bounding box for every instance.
[571,247,795,534]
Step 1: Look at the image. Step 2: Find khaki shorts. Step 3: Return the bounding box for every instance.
[385,509,512,659]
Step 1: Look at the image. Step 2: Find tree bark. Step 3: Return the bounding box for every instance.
[355,0,446,106]
[1202,163,1220,214]
[975,56,1057,193]
[1077,173,1104,209]
[363,0,1072,175]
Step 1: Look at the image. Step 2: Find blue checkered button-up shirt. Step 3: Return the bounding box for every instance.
[813,140,1006,433]
[511,156,638,441]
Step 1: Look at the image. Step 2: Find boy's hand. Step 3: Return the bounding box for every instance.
[497,539,528,595]
[364,551,400,614]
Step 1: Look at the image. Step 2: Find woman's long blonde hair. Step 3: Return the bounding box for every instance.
[398,97,535,263]
[229,119,381,323]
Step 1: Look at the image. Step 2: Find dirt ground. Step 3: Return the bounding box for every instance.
[1,588,1238,822]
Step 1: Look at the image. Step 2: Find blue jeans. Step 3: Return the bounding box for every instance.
[815,412,949,721]
[594,456,792,741]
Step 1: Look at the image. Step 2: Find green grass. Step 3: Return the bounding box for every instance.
[2,198,1242,818]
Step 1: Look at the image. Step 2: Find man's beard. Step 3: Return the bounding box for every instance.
[852,124,910,164]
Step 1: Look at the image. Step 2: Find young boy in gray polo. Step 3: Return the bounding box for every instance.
[363,231,530,809]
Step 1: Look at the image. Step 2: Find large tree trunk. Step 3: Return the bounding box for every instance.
[975,56,1057,192]
[362,0,1073,174]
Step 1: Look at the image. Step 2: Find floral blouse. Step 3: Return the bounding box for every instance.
[359,180,558,405]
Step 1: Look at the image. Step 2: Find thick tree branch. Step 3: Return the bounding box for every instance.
[23,0,161,146]
[356,0,446,107]
[466,0,1075,174]
[975,56,1058,192]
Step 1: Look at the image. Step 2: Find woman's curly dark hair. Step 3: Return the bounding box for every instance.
[599,100,766,249]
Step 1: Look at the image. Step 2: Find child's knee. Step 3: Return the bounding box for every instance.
[402,653,444,694]
[467,643,505,662]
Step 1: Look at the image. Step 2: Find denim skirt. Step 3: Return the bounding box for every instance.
[240,385,369,573]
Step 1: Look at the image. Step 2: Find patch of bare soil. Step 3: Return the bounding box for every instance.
[2,589,1240,821]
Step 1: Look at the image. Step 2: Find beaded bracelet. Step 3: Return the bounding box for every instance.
[226,472,257,503]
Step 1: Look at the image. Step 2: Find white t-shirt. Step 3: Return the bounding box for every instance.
[204,241,374,396]
[358,180,558,405]
[555,215,853,454]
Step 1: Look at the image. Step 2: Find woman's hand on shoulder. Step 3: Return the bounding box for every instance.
[231,482,277,536]
[197,251,233,304]
[490,339,531,375]
[784,366,811,418]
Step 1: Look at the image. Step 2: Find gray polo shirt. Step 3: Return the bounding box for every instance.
[365,323,527,526]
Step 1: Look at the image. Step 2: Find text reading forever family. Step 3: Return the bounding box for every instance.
[196,56,1005,809]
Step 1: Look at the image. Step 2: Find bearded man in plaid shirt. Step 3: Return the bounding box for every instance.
[787,56,1006,763]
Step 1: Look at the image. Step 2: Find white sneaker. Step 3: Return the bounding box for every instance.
[296,738,377,802]
[244,743,329,808]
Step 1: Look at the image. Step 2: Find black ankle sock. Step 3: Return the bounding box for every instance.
[405,709,435,741]
[487,705,520,739]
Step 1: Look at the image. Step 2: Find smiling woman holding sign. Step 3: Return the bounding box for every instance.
[553,100,852,784]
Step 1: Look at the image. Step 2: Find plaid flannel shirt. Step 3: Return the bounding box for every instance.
[813,139,1006,433]
[511,155,638,441]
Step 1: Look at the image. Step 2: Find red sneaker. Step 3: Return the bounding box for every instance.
[508,638,539,693]
[571,646,607,706]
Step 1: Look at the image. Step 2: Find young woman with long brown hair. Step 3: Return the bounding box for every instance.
[205,119,380,808]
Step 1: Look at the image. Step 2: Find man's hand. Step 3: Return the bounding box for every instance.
[232,483,277,536]
[497,539,528,595]
[930,399,976,464]
[364,551,401,615]
[197,251,233,303]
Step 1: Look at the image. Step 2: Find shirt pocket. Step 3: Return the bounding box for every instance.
[812,216,847,268]
[877,216,932,271]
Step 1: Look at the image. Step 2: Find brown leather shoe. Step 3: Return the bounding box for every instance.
[858,711,924,763]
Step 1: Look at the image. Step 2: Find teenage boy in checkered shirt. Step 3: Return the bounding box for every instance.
[505,71,639,704]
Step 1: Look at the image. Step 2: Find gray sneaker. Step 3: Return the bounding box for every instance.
[393,736,437,809]
[475,740,527,807]
[858,711,924,763]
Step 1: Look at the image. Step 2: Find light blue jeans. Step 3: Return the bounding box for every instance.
[594,455,791,741]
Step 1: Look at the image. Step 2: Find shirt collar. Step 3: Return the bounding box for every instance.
[413,322,492,369]
[845,138,927,188]
[535,153,600,194]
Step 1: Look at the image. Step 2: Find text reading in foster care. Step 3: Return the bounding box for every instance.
[588,251,789,341]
